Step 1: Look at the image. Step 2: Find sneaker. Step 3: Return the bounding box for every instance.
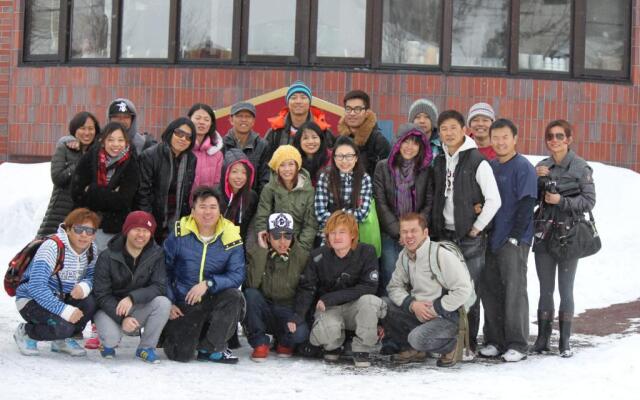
[559,349,574,358]
[502,349,527,362]
[462,349,476,361]
[100,346,116,359]
[323,348,341,362]
[51,338,86,357]
[479,344,500,358]
[250,344,269,362]
[84,323,101,350]
[197,348,239,364]
[13,323,39,356]
[353,352,371,368]
[136,347,160,364]
[275,344,294,358]
[392,349,427,364]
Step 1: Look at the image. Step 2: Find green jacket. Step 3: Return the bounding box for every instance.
[254,168,318,250]
[246,242,309,305]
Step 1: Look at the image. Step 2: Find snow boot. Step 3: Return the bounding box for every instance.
[558,311,573,358]
[532,309,554,354]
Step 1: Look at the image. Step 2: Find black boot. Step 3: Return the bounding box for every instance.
[532,310,554,354]
[558,311,573,358]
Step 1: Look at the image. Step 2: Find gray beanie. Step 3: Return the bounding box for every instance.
[408,98,438,126]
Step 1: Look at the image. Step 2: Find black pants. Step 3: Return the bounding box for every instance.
[481,243,530,353]
[535,249,579,315]
[162,288,245,362]
[19,295,96,341]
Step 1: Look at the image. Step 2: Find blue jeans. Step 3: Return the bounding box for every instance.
[243,288,309,348]
[19,295,96,341]
[379,233,403,296]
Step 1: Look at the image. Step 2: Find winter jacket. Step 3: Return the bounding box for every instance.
[191,131,224,194]
[106,98,156,156]
[71,145,139,234]
[337,110,391,177]
[214,149,259,241]
[164,215,245,304]
[292,243,379,324]
[431,135,501,240]
[38,143,90,236]
[374,127,434,239]
[246,241,309,306]
[93,234,167,323]
[254,168,318,251]
[223,129,270,192]
[136,132,197,241]
[15,225,96,322]
[264,106,335,161]
[535,149,596,226]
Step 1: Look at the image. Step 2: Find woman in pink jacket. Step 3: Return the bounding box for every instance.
[188,103,224,196]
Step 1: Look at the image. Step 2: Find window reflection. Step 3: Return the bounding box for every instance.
[518,0,570,72]
[27,0,60,56]
[247,0,296,56]
[585,0,627,71]
[121,0,170,58]
[71,0,112,59]
[180,0,233,60]
[316,0,366,58]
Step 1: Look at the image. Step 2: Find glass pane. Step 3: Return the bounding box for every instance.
[71,0,112,59]
[180,0,234,60]
[26,0,60,56]
[121,0,170,58]
[585,0,628,71]
[382,0,441,65]
[248,0,296,56]
[317,0,366,58]
[518,0,570,72]
[451,0,508,68]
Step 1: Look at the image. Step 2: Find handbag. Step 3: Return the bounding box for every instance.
[546,210,602,261]
[358,199,382,257]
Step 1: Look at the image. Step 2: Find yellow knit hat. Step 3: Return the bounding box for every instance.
[268,145,302,172]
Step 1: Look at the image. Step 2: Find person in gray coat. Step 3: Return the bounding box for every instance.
[38,112,100,237]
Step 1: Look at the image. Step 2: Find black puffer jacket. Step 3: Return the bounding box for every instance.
[38,143,90,236]
[93,234,167,323]
[71,145,139,234]
[136,131,196,242]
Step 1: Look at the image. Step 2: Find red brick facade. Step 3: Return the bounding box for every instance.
[1,1,639,171]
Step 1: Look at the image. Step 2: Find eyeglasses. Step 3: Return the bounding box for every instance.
[546,132,566,141]
[173,128,193,141]
[334,153,357,162]
[344,106,366,115]
[72,225,97,235]
[270,232,293,241]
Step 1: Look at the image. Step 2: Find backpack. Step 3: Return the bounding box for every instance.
[427,240,477,312]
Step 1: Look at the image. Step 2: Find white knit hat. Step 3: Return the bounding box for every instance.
[467,102,496,125]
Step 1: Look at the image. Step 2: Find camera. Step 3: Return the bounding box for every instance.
[544,180,558,194]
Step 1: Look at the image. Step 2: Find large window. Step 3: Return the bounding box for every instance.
[21,0,633,81]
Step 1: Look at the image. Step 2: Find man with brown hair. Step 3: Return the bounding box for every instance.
[289,211,385,367]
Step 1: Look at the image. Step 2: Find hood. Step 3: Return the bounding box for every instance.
[194,131,224,156]
[388,127,432,169]
[267,106,331,131]
[176,214,242,249]
[337,109,378,147]
[107,98,138,141]
[443,135,478,161]
[221,148,256,198]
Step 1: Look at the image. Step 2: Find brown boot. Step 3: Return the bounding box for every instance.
[436,348,458,368]
[392,349,427,364]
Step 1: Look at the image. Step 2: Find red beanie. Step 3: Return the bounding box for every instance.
[122,211,157,236]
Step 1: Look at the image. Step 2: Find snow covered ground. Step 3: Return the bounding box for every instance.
[0,159,638,400]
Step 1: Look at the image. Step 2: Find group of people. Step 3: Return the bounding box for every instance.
[12,80,596,369]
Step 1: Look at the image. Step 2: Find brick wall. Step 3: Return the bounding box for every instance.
[2,2,640,172]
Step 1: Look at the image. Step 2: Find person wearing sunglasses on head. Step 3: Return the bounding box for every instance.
[532,120,596,358]
[244,213,310,362]
[136,117,197,243]
[14,208,100,357]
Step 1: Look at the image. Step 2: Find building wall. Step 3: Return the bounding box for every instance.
[1,1,639,171]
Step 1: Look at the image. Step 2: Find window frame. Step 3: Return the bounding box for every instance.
[19,0,633,83]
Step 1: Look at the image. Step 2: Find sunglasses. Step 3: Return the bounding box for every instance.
[270,232,293,241]
[72,225,97,235]
[546,132,566,141]
[173,128,193,141]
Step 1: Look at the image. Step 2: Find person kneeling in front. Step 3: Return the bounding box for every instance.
[382,213,474,367]
[244,213,310,362]
[161,186,245,363]
[290,211,386,368]
[93,211,171,363]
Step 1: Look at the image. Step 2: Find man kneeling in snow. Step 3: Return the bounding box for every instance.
[382,213,474,367]
[93,211,171,363]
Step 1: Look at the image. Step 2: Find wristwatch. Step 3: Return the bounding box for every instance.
[206,280,214,288]
[507,238,519,246]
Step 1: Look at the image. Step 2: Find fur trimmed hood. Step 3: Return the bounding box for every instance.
[337,110,378,147]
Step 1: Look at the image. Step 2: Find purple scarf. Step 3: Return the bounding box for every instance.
[394,158,416,216]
